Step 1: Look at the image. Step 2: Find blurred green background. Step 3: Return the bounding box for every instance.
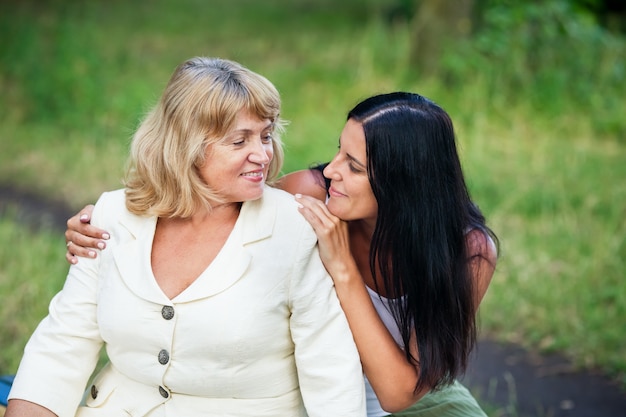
[1,0,625,412]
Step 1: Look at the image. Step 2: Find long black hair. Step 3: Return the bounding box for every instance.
[348,92,498,392]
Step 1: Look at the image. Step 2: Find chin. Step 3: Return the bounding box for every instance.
[326,203,347,219]
[247,190,265,201]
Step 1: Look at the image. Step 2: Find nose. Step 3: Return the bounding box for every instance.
[249,139,271,165]
[323,155,340,180]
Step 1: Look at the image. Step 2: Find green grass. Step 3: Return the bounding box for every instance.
[0,212,68,372]
[1,0,625,408]
[464,114,626,383]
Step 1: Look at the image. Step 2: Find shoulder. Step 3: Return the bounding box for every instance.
[275,169,328,202]
[261,186,318,244]
[91,188,144,231]
[466,228,498,266]
[262,186,304,221]
[94,188,126,206]
[92,189,126,217]
[262,184,295,202]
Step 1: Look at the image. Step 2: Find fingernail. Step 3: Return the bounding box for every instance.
[71,258,78,265]
[102,233,110,240]
[97,242,105,250]
[295,193,302,199]
[88,251,96,258]
[297,203,303,209]
[80,214,89,221]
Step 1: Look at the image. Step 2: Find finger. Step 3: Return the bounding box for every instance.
[295,194,335,222]
[67,215,109,241]
[65,251,78,265]
[295,196,343,243]
[297,205,326,233]
[78,205,95,223]
[65,240,98,260]
[295,195,331,231]
[66,229,105,253]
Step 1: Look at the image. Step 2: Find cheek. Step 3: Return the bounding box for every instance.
[356,184,378,214]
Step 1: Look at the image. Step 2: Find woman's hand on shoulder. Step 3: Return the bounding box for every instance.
[294,193,357,284]
[65,204,110,264]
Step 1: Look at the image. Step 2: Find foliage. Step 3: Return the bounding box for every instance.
[441,0,626,138]
[0,0,625,401]
[0,212,68,374]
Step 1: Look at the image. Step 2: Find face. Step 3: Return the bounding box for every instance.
[198,109,274,203]
[323,118,378,222]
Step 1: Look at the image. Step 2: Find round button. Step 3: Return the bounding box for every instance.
[158,349,170,365]
[90,384,98,399]
[159,385,169,398]
[161,305,174,320]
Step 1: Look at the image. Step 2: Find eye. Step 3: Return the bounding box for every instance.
[232,137,246,146]
[262,133,273,144]
[349,163,364,174]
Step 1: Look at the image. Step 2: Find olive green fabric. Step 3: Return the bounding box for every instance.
[389,380,487,417]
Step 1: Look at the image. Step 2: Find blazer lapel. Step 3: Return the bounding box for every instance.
[174,190,277,303]
[110,187,279,304]
[111,214,171,305]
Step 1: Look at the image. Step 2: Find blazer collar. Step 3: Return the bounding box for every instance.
[115,187,277,245]
[239,187,277,245]
[111,188,278,304]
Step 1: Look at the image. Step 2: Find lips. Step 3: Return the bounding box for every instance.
[328,186,346,197]
[241,171,263,177]
[240,169,265,183]
[241,166,265,177]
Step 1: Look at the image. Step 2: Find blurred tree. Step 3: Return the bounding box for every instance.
[409,0,474,76]
[576,0,626,32]
[407,0,626,77]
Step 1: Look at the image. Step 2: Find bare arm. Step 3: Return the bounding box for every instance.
[294,194,499,412]
[5,399,57,417]
[294,194,427,412]
[466,228,498,309]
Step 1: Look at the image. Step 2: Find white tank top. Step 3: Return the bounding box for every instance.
[364,285,405,417]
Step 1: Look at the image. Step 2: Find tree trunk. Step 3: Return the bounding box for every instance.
[410,0,474,77]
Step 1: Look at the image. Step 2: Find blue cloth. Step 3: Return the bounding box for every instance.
[0,374,15,406]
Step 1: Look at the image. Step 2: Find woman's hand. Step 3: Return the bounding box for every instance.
[65,205,109,264]
[296,193,425,411]
[294,194,356,283]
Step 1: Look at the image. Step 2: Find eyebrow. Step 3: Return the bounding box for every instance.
[224,122,274,140]
[346,153,366,169]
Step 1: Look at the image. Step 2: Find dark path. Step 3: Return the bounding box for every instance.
[462,339,626,417]
[0,184,75,232]
[1,184,625,417]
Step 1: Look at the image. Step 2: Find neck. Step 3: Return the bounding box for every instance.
[349,218,376,241]
[349,218,397,297]
[173,201,242,227]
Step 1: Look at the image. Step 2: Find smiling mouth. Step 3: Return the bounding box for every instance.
[328,186,346,197]
[241,171,264,177]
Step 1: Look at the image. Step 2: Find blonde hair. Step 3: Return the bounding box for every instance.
[124,57,285,218]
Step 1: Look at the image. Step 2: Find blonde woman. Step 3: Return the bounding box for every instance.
[7,57,365,417]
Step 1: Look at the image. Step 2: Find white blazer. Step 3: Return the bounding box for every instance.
[9,186,366,417]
